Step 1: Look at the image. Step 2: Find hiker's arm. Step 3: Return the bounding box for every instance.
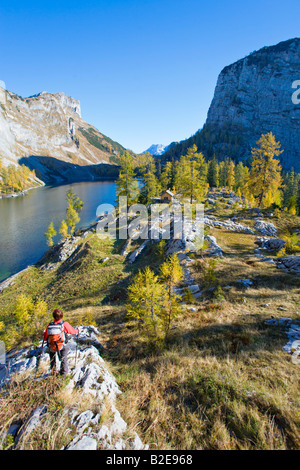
[64,322,79,336]
[43,328,48,341]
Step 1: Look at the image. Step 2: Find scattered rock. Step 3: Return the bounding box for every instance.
[14,405,48,448]
[186,306,197,312]
[254,220,277,237]
[275,256,300,274]
[74,410,96,433]
[204,216,254,234]
[121,239,131,256]
[110,406,127,436]
[183,267,195,284]
[236,279,253,289]
[205,235,223,257]
[207,198,217,205]
[256,237,285,252]
[36,236,81,270]
[187,284,200,294]
[172,286,184,295]
[80,230,92,239]
[128,240,149,263]
[129,432,146,451]
[193,291,203,300]
[265,317,300,360]
[67,435,98,451]
[57,238,81,263]
[165,239,184,257]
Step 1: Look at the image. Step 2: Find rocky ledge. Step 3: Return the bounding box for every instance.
[0,326,148,450]
[275,256,300,274]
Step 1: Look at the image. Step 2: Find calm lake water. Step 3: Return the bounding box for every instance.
[0,181,117,282]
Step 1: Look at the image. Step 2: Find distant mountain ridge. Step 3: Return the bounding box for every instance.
[143,144,171,156]
[0,86,126,183]
[161,38,300,171]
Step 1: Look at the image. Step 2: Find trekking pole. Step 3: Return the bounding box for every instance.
[35,339,44,374]
[75,329,79,369]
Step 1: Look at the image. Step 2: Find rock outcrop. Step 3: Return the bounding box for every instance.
[253,220,278,237]
[0,326,148,450]
[204,235,223,257]
[204,215,254,234]
[255,237,285,252]
[275,256,300,274]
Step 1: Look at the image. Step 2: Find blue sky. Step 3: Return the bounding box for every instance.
[0,0,300,153]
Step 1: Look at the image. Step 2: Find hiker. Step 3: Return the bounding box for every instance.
[43,309,80,376]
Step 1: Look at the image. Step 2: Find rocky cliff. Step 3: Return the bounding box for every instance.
[162,38,300,171]
[0,87,125,183]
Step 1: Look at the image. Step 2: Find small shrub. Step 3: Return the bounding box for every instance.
[153,239,166,259]
[182,288,195,304]
[274,207,281,218]
[276,247,286,257]
[213,285,225,302]
[1,295,50,347]
[226,331,251,354]
[203,259,220,288]
[284,232,300,254]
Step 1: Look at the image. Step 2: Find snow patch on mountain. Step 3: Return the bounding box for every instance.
[144,144,170,156]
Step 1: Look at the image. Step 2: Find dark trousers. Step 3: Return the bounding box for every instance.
[49,343,69,375]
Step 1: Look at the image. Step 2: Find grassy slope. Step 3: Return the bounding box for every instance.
[0,208,299,450]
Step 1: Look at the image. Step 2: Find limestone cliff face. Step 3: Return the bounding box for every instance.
[161,38,300,171]
[0,88,124,182]
[204,38,300,170]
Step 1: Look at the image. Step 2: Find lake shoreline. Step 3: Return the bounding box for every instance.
[0,176,118,200]
[0,219,98,290]
[0,180,117,285]
[0,183,45,199]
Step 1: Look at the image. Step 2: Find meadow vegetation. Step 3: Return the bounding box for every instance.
[0,132,300,449]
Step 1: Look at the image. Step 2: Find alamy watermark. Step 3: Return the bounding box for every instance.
[292,80,300,105]
[96,197,204,248]
[0,340,5,365]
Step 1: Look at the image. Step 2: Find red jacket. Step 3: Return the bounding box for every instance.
[43,320,79,341]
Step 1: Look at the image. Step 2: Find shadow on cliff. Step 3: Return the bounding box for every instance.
[19,155,120,184]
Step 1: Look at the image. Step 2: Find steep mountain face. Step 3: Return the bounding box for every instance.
[162,38,300,171]
[0,87,125,182]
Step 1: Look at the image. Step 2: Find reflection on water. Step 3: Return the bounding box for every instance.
[0,181,116,282]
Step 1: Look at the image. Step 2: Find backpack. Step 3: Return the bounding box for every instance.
[47,321,66,352]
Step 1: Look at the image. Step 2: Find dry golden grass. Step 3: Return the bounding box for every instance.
[103,223,300,450]
[0,374,78,450]
[111,329,300,449]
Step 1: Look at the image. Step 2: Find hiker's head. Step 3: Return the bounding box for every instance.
[53,309,63,322]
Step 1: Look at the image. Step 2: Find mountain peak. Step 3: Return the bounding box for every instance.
[0,86,125,181]
[23,91,81,117]
[144,144,169,156]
